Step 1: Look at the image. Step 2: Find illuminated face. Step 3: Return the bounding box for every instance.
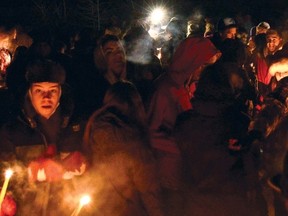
[29,82,61,119]
[266,34,281,53]
[221,27,237,40]
[102,41,126,78]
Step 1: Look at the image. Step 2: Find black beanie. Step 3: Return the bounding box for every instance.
[25,59,66,84]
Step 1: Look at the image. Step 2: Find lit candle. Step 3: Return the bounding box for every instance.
[70,195,91,216]
[0,169,13,209]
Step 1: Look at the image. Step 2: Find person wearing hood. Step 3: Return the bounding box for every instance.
[147,15,221,214]
[0,59,87,215]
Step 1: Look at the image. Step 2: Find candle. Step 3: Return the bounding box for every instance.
[0,169,13,209]
[70,195,91,216]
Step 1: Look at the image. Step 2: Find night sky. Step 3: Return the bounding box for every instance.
[0,0,287,29]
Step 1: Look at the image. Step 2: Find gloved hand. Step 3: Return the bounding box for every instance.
[0,194,17,216]
[61,151,87,180]
[43,144,57,158]
[28,158,64,182]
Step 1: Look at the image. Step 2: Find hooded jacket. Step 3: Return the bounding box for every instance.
[148,37,220,153]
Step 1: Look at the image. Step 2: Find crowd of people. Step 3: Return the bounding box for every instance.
[0,11,288,216]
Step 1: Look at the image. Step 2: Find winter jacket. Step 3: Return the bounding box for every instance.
[249,97,288,178]
[83,107,164,216]
[147,37,220,153]
[0,93,86,216]
[174,99,265,216]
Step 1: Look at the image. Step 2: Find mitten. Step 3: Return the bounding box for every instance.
[28,158,64,182]
[61,151,87,180]
[0,194,16,216]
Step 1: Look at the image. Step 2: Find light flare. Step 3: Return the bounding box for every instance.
[0,169,13,209]
[150,7,166,25]
[269,58,288,81]
[70,194,91,216]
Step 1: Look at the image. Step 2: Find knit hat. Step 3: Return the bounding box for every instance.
[217,17,237,32]
[25,59,66,84]
[257,22,270,30]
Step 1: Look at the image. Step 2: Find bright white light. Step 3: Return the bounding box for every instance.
[5,169,13,179]
[150,7,166,24]
[80,195,91,206]
[148,28,158,39]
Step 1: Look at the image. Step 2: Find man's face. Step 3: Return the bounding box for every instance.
[102,41,126,78]
[29,82,61,119]
[221,27,237,40]
[266,34,281,53]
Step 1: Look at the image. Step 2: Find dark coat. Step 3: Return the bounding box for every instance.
[250,97,288,178]
[0,92,86,216]
[174,99,265,216]
[83,107,164,216]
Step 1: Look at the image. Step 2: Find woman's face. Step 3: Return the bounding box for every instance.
[29,82,61,119]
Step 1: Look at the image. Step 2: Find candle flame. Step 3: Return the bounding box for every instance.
[5,169,13,179]
[80,195,91,206]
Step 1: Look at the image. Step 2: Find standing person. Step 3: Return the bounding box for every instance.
[147,15,221,215]
[174,62,266,216]
[250,33,270,97]
[210,17,238,50]
[251,29,284,98]
[0,59,87,215]
[83,81,165,216]
[246,76,288,216]
[75,34,127,120]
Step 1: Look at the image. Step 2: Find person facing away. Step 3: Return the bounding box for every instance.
[82,80,165,216]
[0,58,87,216]
[174,62,266,216]
[246,76,288,216]
[147,19,221,187]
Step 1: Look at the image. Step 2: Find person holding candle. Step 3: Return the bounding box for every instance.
[0,58,87,215]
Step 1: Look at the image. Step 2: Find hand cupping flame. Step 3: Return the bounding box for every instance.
[28,151,87,182]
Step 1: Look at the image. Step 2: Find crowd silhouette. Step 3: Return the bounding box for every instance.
[0,11,288,216]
